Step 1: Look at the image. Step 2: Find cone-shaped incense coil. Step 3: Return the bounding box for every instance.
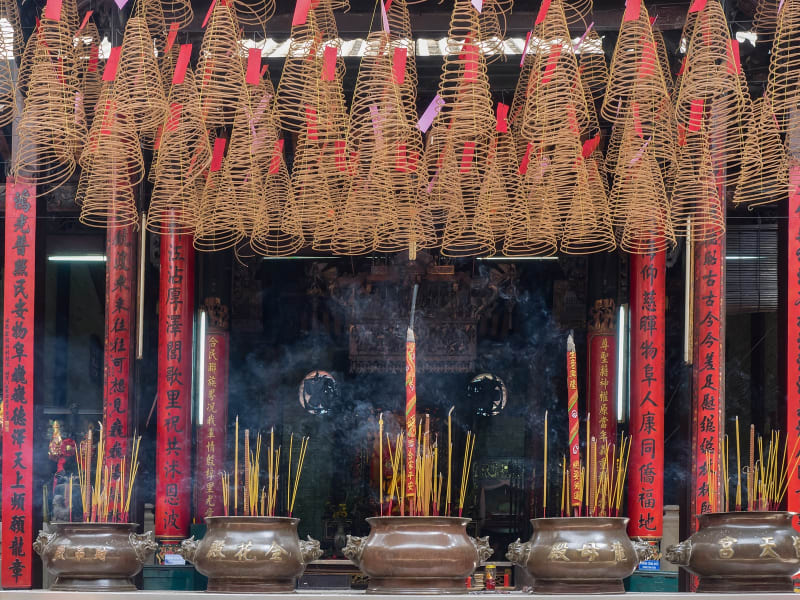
[13,37,85,192]
[563,0,591,27]
[518,0,590,143]
[17,27,38,97]
[671,125,725,241]
[578,28,608,102]
[274,8,321,132]
[233,0,275,30]
[652,27,674,94]
[675,0,750,186]
[560,157,616,254]
[114,14,169,134]
[196,0,246,128]
[733,96,789,208]
[753,0,781,42]
[195,160,246,251]
[163,0,194,29]
[78,98,144,229]
[503,156,559,256]
[0,24,17,128]
[142,0,167,47]
[77,21,103,125]
[148,71,212,235]
[601,3,670,123]
[477,129,519,240]
[610,124,674,254]
[767,0,800,130]
[2,0,22,60]
[478,0,510,62]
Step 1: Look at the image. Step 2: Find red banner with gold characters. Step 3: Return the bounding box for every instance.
[787,167,800,513]
[691,232,724,522]
[2,178,36,588]
[405,328,417,513]
[155,229,195,542]
[195,312,228,521]
[103,224,136,476]
[627,251,665,538]
[587,300,616,451]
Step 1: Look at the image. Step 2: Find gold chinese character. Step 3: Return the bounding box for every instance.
[601,338,609,349]
[580,543,599,562]
[207,440,215,453]
[206,540,226,559]
[207,481,215,493]
[718,536,737,559]
[599,403,608,416]
[265,542,289,561]
[759,537,780,559]
[235,541,255,561]
[792,536,800,559]
[208,362,217,373]
[74,546,86,561]
[611,542,626,563]
[95,547,107,562]
[206,455,215,466]
[53,545,66,561]
[208,415,216,427]
[600,364,608,377]
[547,543,569,561]
[207,375,216,387]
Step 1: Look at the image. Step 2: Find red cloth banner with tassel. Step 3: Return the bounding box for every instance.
[1,179,36,589]
[627,251,665,538]
[155,226,195,543]
[103,224,136,478]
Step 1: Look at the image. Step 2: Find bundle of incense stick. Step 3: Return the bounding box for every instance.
[380,419,475,517]
[555,434,630,517]
[220,422,310,517]
[73,424,142,523]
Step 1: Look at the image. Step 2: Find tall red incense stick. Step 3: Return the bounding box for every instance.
[405,284,419,516]
[567,332,581,516]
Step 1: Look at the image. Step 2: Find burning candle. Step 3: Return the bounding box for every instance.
[567,332,581,516]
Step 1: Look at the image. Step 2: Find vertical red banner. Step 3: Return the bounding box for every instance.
[786,166,800,511]
[2,178,36,588]
[587,300,617,452]
[103,225,136,476]
[691,232,724,521]
[405,328,417,514]
[627,251,665,538]
[155,229,195,543]
[195,324,228,521]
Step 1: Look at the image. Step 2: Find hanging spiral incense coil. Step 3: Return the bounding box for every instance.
[76,21,103,125]
[517,0,590,144]
[0,25,17,128]
[733,96,789,208]
[675,0,750,187]
[563,0,591,27]
[609,123,674,254]
[17,27,38,97]
[142,0,167,47]
[671,124,725,241]
[767,0,800,132]
[233,0,275,31]
[478,0,510,63]
[560,156,616,254]
[114,13,169,135]
[577,28,608,102]
[753,0,781,43]
[195,158,246,251]
[274,7,321,132]
[471,128,515,242]
[196,0,246,128]
[503,156,559,256]
[601,3,670,124]
[162,0,194,29]
[1,0,22,60]
[148,71,212,235]
[652,27,674,94]
[13,36,85,192]
[78,98,144,229]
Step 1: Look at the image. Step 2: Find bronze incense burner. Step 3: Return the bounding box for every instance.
[343,516,492,594]
[34,522,157,591]
[506,517,656,594]
[665,511,800,592]
[179,516,322,593]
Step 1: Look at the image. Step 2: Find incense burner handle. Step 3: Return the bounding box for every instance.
[300,535,323,565]
[33,530,56,556]
[471,536,494,563]
[130,531,158,563]
[505,538,532,566]
[177,536,198,564]
[343,535,367,566]
[664,540,691,567]
[633,539,660,563]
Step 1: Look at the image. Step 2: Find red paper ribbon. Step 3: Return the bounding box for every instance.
[393,47,407,85]
[495,102,509,132]
[172,44,192,85]
[322,45,337,81]
[460,141,475,173]
[246,47,262,84]
[268,139,284,174]
[210,137,226,171]
[541,44,561,84]
[102,46,121,82]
